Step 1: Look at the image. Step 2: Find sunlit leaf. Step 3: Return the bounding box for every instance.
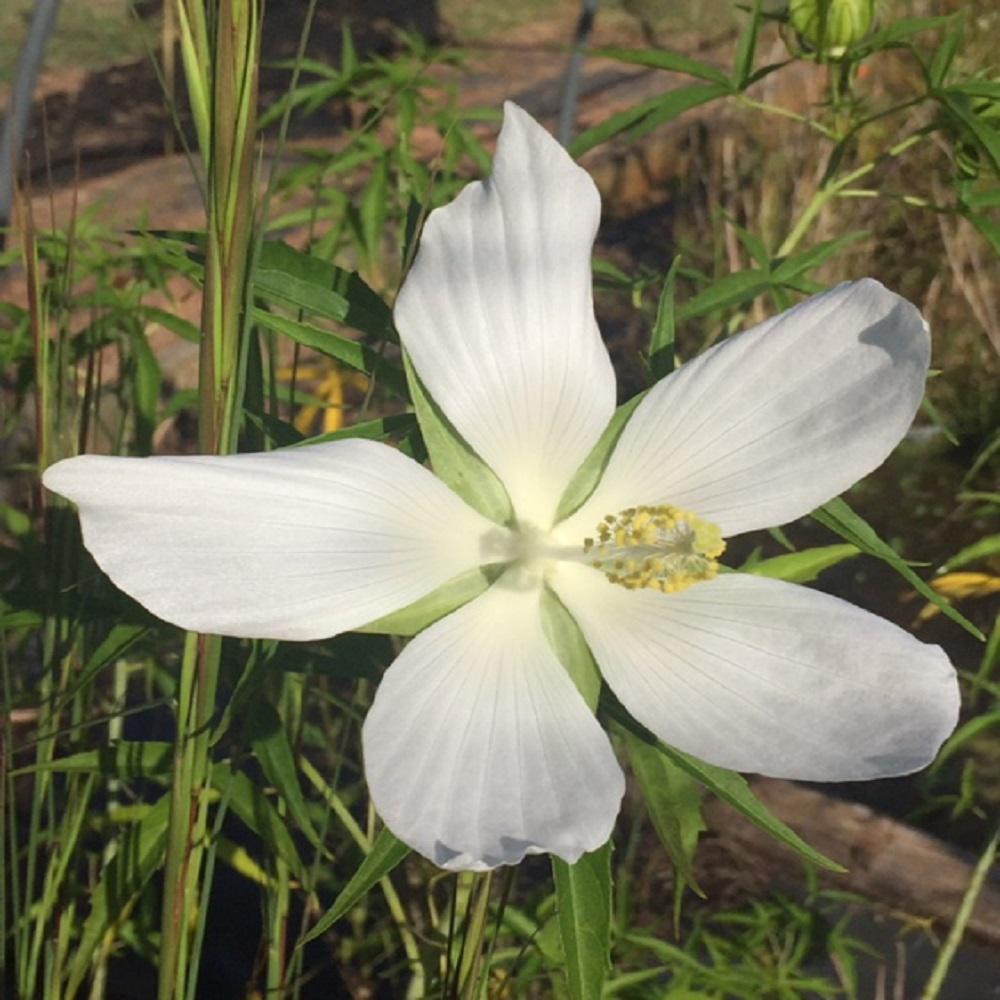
[301,828,410,944]
[552,842,613,1000]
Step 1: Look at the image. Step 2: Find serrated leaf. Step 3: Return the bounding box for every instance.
[552,842,613,1000]
[744,544,860,583]
[813,497,985,640]
[301,828,410,944]
[403,353,512,524]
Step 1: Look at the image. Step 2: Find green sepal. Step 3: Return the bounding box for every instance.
[403,353,513,525]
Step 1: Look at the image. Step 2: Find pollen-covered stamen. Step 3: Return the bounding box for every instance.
[583,505,725,594]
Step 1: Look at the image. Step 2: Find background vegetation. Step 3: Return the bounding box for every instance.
[1,0,998,997]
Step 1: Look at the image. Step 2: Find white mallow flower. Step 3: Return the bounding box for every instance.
[44,102,959,872]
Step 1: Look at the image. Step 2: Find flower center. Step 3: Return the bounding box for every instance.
[582,505,725,594]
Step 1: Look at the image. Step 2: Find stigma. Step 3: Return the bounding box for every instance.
[583,505,725,594]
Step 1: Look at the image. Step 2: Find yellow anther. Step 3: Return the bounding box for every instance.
[581,504,725,595]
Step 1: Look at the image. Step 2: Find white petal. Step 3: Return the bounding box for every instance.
[362,575,624,870]
[43,440,501,640]
[394,101,615,529]
[559,280,929,540]
[551,564,958,781]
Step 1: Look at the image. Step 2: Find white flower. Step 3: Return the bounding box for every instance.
[43,102,959,872]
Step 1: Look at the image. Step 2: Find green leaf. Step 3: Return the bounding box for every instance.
[813,497,985,640]
[943,534,1000,571]
[930,710,1000,775]
[649,256,680,381]
[938,89,1000,175]
[301,828,410,944]
[854,15,955,57]
[676,267,774,321]
[14,741,173,778]
[771,232,867,283]
[928,20,963,88]
[569,85,729,158]
[592,47,730,86]
[211,762,308,883]
[744,544,860,583]
[625,730,704,901]
[606,704,843,873]
[252,307,407,396]
[541,587,602,709]
[556,393,646,522]
[355,567,495,636]
[656,742,844,873]
[732,0,763,90]
[66,793,170,998]
[242,699,322,848]
[403,354,512,524]
[288,412,420,450]
[74,624,149,694]
[254,239,394,340]
[552,841,613,1000]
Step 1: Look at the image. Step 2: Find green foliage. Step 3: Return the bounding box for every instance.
[4,1,1000,997]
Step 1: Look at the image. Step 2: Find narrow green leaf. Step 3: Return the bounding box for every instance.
[556,393,646,522]
[552,841,613,1000]
[243,699,321,848]
[744,544,860,584]
[541,588,602,709]
[211,763,308,883]
[301,828,410,944]
[252,307,407,396]
[625,730,704,898]
[930,710,1000,775]
[14,741,173,778]
[943,534,1000,571]
[813,498,985,640]
[732,0,763,90]
[66,793,171,997]
[74,624,148,693]
[569,85,728,158]
[771,232,867,283]
[592,47,730,86]
[288,412,419,449]
[254,239,394,340]
[403,354,512,524]
[938,90,1000,175]
[676,267,773,322]
[928,21,963,88]
[649,256,680,381]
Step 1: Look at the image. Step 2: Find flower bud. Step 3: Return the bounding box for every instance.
[789,0,875,59]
